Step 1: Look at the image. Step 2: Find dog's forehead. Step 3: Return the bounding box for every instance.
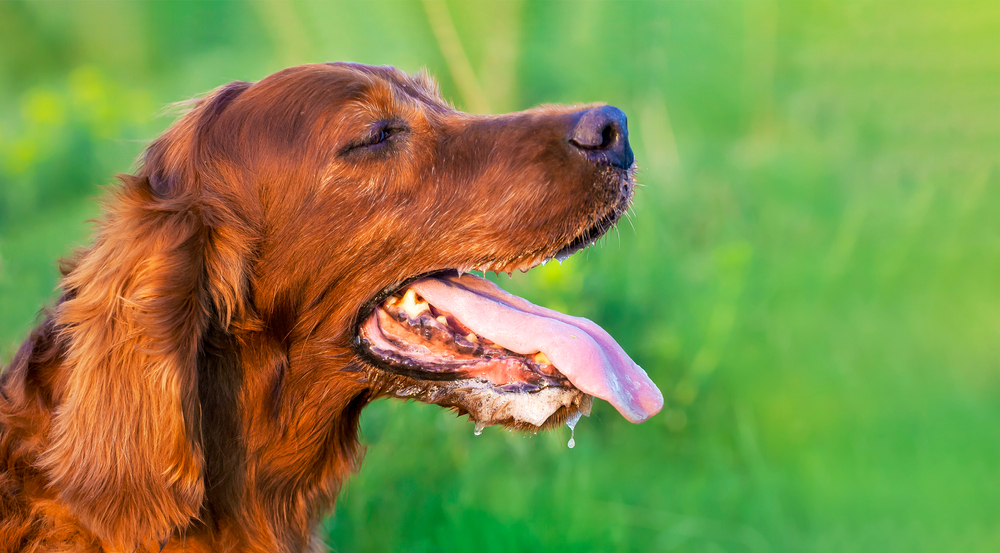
[328,62,452,114]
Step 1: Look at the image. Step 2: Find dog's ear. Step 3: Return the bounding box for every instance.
[40,81,253,550]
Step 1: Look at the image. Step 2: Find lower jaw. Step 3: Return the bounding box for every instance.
[385,374,592,430]
[357,336,591,430]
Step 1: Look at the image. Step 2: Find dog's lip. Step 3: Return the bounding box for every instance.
[551,201,627,263]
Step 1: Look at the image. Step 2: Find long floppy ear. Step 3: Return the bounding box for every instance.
[39,81,253,550]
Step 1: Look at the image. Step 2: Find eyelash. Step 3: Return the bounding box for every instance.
[354,125,405,151]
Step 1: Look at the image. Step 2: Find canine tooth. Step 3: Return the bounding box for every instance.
[399,289,430,319]
[533,352,551,365]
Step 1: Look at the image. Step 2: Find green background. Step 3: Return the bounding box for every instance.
[1,1,998,551]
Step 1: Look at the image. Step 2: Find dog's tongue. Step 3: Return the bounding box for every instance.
[410,273,663,423]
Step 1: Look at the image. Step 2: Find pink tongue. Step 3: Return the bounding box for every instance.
[410,273,663,423]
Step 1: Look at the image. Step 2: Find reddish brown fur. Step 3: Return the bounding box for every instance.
[0,63,633,552]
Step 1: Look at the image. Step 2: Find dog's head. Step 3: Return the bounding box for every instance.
[42,63,662,549]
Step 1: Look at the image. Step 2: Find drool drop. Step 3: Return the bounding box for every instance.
[566,411,583,449]
[474,421,485,436]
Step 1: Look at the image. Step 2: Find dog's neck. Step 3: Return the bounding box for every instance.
[191,324,370,552]
[0,313,369,553]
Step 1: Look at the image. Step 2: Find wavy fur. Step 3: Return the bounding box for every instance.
[0,63,631,552]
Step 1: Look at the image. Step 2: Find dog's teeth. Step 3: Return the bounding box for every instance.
[540,259,548,266]
[399,289,430,319]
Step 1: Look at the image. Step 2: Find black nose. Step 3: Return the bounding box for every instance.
[568,105,634,169]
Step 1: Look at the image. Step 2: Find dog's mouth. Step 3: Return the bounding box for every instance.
[354,193,663,431]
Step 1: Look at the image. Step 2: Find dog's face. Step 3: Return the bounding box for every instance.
[187,62,660,431]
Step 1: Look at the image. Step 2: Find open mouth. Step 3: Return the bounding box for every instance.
[354,193,663,431]
[361,285,572,392]
[357,273,595,430]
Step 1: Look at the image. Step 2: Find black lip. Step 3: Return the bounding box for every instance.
[355,338,466,382]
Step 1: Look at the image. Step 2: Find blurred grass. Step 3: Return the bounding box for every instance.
[1,1,999,552]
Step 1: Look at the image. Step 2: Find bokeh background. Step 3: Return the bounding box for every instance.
[1,1,998,551]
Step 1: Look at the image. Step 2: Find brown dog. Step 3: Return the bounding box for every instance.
[0,63,662,552]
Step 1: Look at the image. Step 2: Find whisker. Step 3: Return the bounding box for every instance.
[623,210,637,234]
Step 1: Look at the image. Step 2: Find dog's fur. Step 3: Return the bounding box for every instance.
[0,63,633,552]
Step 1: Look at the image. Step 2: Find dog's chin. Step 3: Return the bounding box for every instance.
[352,170,647,432]
[362,369,593,433]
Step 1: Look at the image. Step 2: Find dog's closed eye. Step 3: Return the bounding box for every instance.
[344,122,408,154]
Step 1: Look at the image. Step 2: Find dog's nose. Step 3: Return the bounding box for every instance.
[568,105,634,169]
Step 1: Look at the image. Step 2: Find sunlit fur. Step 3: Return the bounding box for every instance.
[0,63,634,552]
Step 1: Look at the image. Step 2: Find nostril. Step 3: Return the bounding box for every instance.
[600,124,617,149]
[570,121,618,151]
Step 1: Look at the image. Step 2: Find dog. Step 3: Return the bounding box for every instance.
[0,63,663,552]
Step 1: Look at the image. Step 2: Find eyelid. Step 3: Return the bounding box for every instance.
[345,121,409,153]
[373,122,408,138]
